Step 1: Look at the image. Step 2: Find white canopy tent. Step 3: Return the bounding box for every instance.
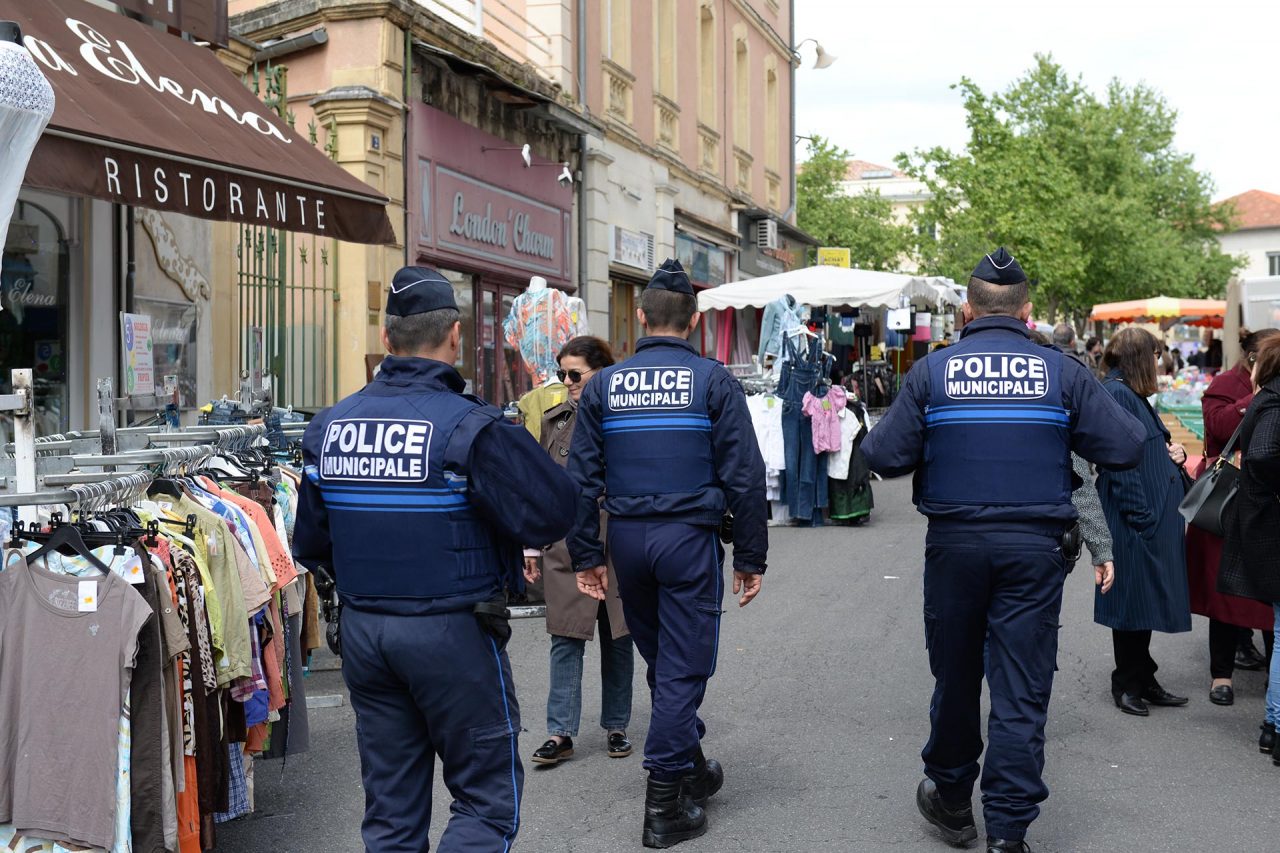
[696,265,964,312]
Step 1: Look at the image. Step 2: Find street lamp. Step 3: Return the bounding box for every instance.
[794,38,837,70]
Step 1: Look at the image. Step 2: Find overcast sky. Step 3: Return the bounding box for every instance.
[793,0,1279,201]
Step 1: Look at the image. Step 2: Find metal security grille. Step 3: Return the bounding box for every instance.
[235,62,339,409]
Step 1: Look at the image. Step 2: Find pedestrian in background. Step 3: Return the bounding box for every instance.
[1094,327,1192,717]
[1217,335,1280,759]
[568,258,768,848]
[523,336,635,767]
[1085,336,1104,374]
[863,248,1144,853]
[1185,327,1279,707]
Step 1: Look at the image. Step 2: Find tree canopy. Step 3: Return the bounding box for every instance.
[796,135,915,271]
[897,55,1239,326]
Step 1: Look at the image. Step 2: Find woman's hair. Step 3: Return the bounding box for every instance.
[1240,327,1280,355]
[557,335,616,370]
[1254,336,1280,387]
[1102,326,1160,397]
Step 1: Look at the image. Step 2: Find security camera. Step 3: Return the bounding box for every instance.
[520,144,532,168]
[557,163,573,187]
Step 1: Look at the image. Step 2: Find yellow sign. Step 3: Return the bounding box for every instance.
[816,247,851,268]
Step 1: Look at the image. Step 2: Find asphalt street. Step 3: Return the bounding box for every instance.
[218,477,1275,852]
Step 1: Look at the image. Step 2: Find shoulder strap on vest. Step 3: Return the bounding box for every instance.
[443,400,502,473]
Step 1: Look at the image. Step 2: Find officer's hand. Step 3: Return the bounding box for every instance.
[1095,561,1115,594]
[1167,442,1187,467]
[577,566,608,601]
[733,571,763,607]
[523,557,541,584]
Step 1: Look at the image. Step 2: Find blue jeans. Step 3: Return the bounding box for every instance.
[547,604,634,737]
[1269,604,1280,728]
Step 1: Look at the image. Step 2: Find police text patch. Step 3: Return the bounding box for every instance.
[944,353,1048,399]
[319,418,432,482]
[608,366,694,410]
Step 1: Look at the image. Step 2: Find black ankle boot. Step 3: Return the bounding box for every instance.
[1260,722,1277,755]
[683,747,724,807]
[643,776,707,849]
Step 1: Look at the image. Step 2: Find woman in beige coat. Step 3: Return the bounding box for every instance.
[523,336,634,765]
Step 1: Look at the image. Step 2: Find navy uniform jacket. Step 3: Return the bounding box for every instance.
[862,316,1145,527]
[567,336,768,573]
[292,356,579,615]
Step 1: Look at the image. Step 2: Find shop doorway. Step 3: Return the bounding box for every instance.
[476,279,532,406]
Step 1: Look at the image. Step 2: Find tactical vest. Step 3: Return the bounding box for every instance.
[309,384,504,604]
[920,337,1073,510]
[599,345,720,508]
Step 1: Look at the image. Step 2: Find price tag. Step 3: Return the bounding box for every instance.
[78,580,98,612]
[766,397,776,409]
[122,553,146,585]
[206,534,219,557]
[822,399,832,411]
[164,375,178,396]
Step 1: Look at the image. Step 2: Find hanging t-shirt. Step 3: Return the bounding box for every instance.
[745,393,786,472]
[802,385,847,453]
[828,405,867,481]
[0,553,152,851]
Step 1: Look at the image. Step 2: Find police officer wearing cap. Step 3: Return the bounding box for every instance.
[862,249,1146,853]
[567,259,768,848]
[292,266,579,852]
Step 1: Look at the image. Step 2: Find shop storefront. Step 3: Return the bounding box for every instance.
[410,105,574,405]
[674,213,736,357]
[607,225,655,358]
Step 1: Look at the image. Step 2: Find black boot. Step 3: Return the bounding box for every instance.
[987,839,1030,852]
[683,747,724,807]
[1260,722,1277,755]
[642,776,707,849]
[916,779,977,846]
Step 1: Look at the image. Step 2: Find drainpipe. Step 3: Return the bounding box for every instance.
[782,1,796,223]
[576,0,589,306]
[404,22,412,266]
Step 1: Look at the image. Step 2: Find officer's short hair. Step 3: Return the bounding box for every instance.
[966,278,1030,317]
[384,307,461,354]
[1051,323,1076,348]
[640,289,698,332]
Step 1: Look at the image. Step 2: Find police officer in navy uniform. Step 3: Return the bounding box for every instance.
[862,249,1146,853]
[567,259,768,848]
[292,266,578,852]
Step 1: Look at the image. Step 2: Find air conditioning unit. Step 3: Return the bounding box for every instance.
[755,219,779,251]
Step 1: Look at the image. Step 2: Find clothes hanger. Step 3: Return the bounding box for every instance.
[26,523,112,574]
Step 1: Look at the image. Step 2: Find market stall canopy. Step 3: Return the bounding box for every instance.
[1089,296,1227,328]
[2,0,395,244]
[696,265,963,312]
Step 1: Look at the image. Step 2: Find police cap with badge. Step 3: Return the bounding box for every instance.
[386,266,458,316]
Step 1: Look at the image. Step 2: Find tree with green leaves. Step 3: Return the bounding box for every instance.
[796,135,915,271]
[897,55,1239,327]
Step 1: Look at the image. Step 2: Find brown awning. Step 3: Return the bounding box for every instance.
[2,0,395,244]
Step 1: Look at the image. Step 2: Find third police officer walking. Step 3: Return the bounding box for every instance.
[862,249,1146,852]
[293,267,578,852]
[567,259,768,848]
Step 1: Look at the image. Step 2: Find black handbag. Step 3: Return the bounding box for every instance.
[1178,420,1245,536]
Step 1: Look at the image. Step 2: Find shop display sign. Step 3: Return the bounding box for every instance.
[817,247,851,268]
[675,233,727,288]
[120,312,155,396]
[611,226,655,271]
[137,297,198,406]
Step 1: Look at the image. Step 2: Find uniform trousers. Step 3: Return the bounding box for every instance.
[922,526,1067,842]
[341,607,522,853]
[608,519,725,781]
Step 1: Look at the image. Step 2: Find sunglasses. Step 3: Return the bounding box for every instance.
[556,368,594,384]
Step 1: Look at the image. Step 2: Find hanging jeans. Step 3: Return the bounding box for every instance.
[779,333,828,525]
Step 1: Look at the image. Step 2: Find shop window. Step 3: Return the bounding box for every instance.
[135,297,198,408]
[1,194,73,439]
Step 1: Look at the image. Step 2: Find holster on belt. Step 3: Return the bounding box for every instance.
[473,598,512,650]
[1060,524,1082,572]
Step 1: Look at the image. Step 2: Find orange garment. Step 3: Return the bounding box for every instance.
[177,754,201,853]
[197,477,299,590]
[245,723,269,754]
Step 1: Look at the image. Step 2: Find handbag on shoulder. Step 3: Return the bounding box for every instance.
[1178,420,1245,536]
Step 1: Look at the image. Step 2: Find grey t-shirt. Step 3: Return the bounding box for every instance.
[0,552,152,850]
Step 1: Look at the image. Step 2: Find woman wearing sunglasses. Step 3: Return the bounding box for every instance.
[524,336,635,765]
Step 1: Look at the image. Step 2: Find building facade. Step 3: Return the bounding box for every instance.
[1217,189,1280,278]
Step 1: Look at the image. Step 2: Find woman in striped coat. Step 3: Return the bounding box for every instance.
[1094,327,1192,717]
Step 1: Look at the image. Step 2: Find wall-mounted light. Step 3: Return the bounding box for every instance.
[794,38,837,70]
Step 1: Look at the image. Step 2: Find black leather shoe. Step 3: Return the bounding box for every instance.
[1141,684,1189,707]
[642,776,707,848]
[682,747,724,807]
[531,737,574,765]
[916,779,977,846]
[1260,722,1276,754]
[1209,685,1234,706]
[1114,692,1149,716]
[608,731,633,758]
[987,838,1030,852]
[1236,641,1267,671]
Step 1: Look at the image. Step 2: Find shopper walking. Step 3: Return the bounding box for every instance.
[862,248,1144,853]
[1094,327,1193,717]
[293,266,578,852]
[1218,335,1280,758]
[524,336,635,767]
[1185,328,1279,705]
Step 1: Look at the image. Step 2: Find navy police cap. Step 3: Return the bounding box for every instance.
[386,266,458,316]
[971,247,1027,286]
[646,258,695,296]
